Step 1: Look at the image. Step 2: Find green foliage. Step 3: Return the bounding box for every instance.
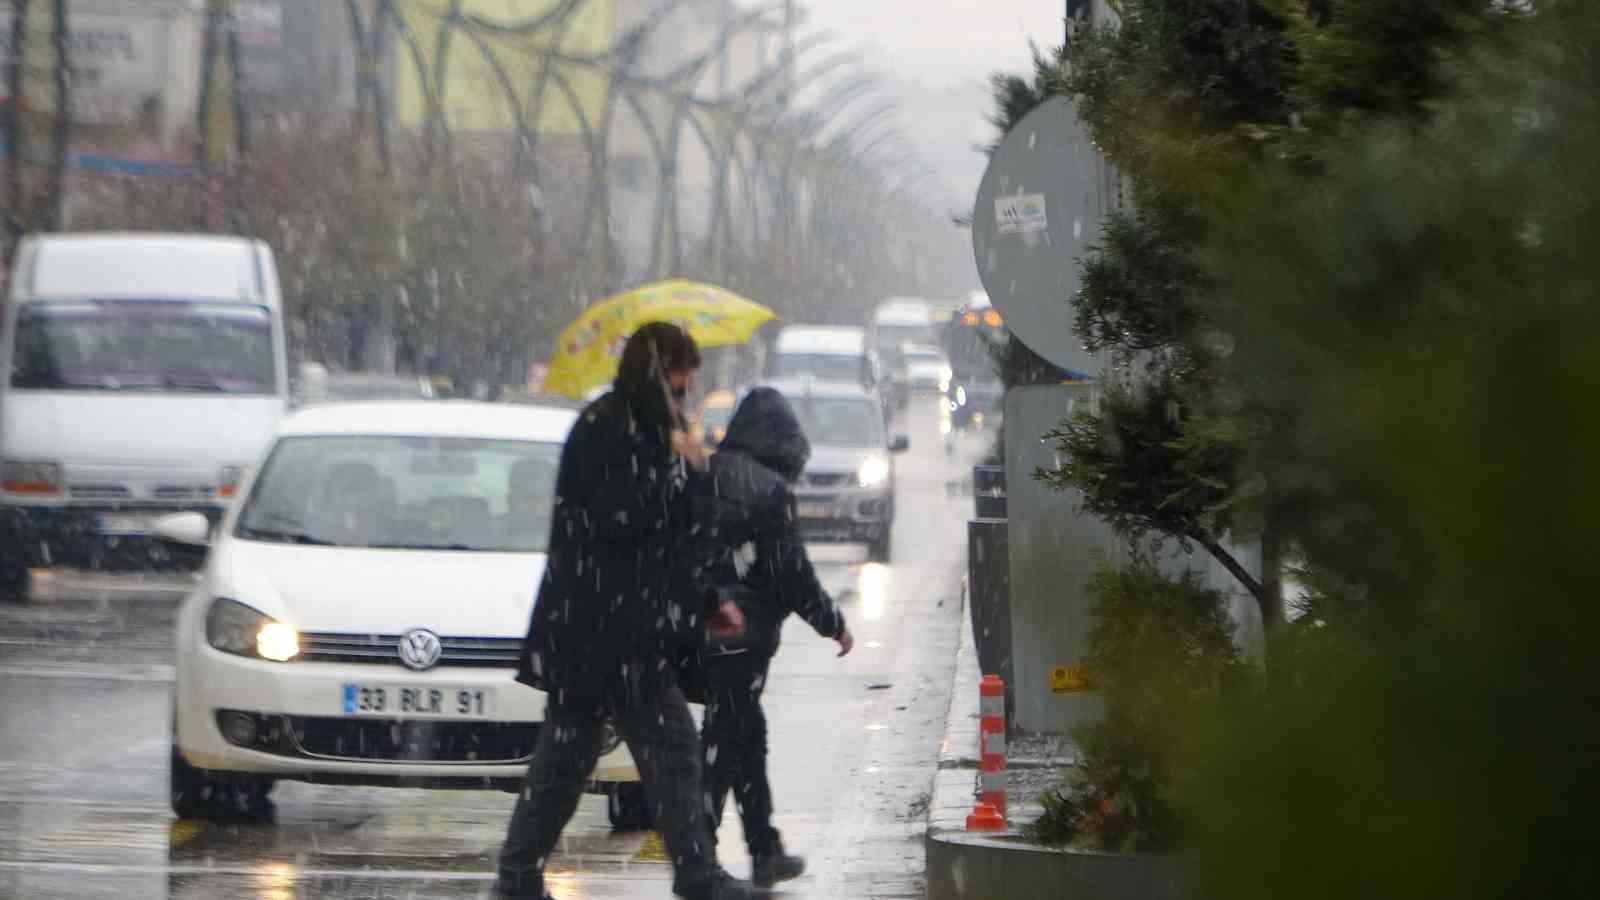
[1024,556,1241,852]
[1037,379,1248,563]
[1174,5,1600,898]
[1075,206,1209,378]
[987,45,1070,143]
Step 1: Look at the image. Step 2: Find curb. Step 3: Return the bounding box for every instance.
[17,568,197,606]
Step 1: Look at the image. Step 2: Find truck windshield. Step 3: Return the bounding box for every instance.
[10,300,276,394]
[772,352,862,383]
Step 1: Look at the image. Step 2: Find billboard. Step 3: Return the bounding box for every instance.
[0,9,169,125]
[393,0,612,137]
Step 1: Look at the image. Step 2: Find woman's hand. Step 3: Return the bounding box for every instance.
[707,597,745,640]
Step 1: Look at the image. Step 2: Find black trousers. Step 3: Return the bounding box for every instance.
[497,658,720,898]
[701,650,781,858]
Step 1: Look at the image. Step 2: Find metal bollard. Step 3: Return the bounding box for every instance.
[978,673,1007,819]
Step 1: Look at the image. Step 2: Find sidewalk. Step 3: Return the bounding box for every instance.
[925,582,1180,900]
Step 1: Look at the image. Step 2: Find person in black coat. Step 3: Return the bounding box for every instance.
[497,322,752,900]
[694,386,854,887]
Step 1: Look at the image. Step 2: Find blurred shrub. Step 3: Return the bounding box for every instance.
[1175,5,1600,898]
[1026,556,1241,852]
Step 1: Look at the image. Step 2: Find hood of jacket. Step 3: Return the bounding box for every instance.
[715,387,810,481]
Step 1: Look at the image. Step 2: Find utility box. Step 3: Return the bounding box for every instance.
[1004,383,1116,733]
[967,517,1012,735]
[973,465,1006,519]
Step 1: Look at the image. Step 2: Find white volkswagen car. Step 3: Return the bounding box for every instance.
[162,401,649,825]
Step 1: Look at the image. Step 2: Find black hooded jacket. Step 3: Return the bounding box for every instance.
[514,376,714,707]
[695,387,846,656]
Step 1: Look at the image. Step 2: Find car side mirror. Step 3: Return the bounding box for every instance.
[154,512,211,547]
[890,435,910,453]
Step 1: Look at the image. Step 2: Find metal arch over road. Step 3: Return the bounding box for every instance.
[348,0,943,291]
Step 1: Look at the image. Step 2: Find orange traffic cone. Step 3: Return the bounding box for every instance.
[966,801,1005,831]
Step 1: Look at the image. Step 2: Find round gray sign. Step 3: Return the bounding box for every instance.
[972,97,1105,378]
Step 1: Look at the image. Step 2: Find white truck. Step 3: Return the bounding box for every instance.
[1,233,289,589]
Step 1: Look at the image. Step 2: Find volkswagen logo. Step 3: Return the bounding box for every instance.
[397,628,443,672]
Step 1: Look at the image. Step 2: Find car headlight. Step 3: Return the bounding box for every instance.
[1,460,63,495]
[857,456,891,489]
[206,598,299,661]
[939,365,954,383]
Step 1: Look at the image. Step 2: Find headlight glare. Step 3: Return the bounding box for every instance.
[857,456,891,489]
[257,622,300,662]
[206,598,297,661]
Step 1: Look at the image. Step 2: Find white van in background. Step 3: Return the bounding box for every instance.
[871,299,935,362]
[870,299,935,410]
[768,325,881,388]
[0,233,289,572]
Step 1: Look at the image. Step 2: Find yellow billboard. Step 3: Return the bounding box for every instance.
[393,0,611,137]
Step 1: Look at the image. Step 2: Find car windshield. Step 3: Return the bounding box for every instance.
[323,378,431,401]
[875,324,931,362]
[772,352,862,383]
[790,396,883,449]
[10,300,276,393]
[235,435,561,552]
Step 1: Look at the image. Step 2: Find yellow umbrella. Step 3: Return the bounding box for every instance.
[543,279,777,399]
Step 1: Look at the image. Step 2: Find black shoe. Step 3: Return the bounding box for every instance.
[492,884,555,900]
[677,867,757,900]
[491,875,555,899]
[752,853,806,887]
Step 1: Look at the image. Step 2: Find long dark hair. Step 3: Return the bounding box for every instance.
[615,322,701,429]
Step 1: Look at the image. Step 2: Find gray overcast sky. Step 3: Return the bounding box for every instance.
[791,1,1065,210]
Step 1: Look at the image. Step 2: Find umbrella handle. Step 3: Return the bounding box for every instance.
[648,339,689,431]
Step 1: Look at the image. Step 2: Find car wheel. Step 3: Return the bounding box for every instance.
[170,743,213,819]
[607,783,652,831]
[868,531,892,563]
[171,740,275,821]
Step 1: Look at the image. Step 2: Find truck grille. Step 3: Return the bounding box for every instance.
[68,484,132,499]
[153,485,210,501]
[298,633,523,668]
[285,715,538,763]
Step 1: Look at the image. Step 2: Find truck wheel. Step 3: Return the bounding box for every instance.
[868,531,893,563]
[0,561,29,604]
[607,783,652,831]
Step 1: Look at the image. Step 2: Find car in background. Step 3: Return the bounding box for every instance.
[695,389,737,446]
[870,300,935,409]
[0,233,289,577]
[946,368,1005,439]
[765,379,908,562]
[901,344,954,394]
[161,401,653,828]
[767,326,889,423]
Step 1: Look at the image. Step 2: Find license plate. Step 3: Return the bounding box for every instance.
[342,683,496,718]
[96,513,158,535]
[796,502,832,519]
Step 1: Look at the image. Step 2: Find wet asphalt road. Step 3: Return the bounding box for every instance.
[0,398,991,899]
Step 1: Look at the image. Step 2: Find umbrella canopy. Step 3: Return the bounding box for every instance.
[543,279,777,399]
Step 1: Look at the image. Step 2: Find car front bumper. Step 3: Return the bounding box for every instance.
[175,637,640,786]
[793,485,894,542]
